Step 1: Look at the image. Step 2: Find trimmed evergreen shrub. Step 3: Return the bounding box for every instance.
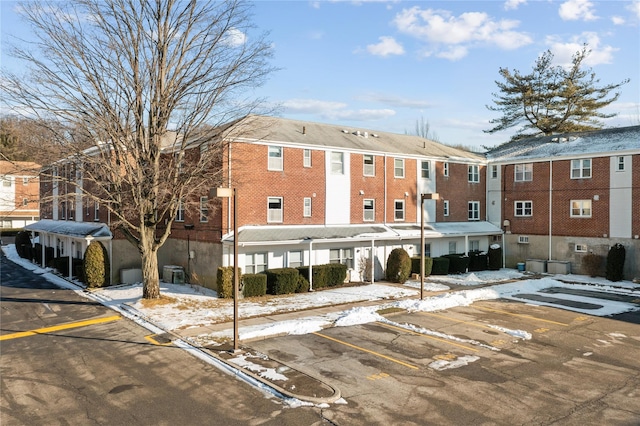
[34,243,43,265]
[242,273,267,297]
[298,264,346,289]
[83,241,110,288]
[15,231,32,259]
[410,256,433,276]
[487,245,502,271]
[606,244,625,282]
[295,275,310,293]
[445,254,469,274]
[468,251,488,272]
[327,263,347,286]
[266,268,300,295]
[431,257,450,275]
[216,266,235,298]
[582,253,603,277]
[385,248,411,283]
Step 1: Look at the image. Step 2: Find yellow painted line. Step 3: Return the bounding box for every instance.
[144,334,174,346]
[313,332,420,370]
[476,306,568,326]
[0,315,121,341]
[377,322,479,352]
[420,311,498,331]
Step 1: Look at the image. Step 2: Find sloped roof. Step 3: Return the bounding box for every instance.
[25,219,112,239]
[486,125,640,162]
[228,115,484,162]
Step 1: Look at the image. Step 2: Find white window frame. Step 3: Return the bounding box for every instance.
[200,196,208,222]
[514,200,533,217]
[303,149,312,168]
[2,177,12,187]
[468,165,479,183]
[246,252,267,274]
[22,177,29,185]
[518,236,529,244]
[394,199,405,221]
[491,165,498,179]
[268,146,283,171]
[176,200,185,222]
[394,158,405,178]
[303,197,312,217]
[469,240,480,252]
[363,199,375,221]
[363,154,375,177]
[268,197,283,223]
[94,201,100,221]
[617,156,625,171]
[22,198,28,206]
[448,241,457,254]
[571,159,591,179]
[514,163,533,182]
[575,244,588,253]
[468,201,480,221]
[288,251,303,268]
[330,248,354,269]
[420,161,430,179]
[331,151,344,175]
[443,162,449,177]
[570,199,592,217]
[443,200,449,217]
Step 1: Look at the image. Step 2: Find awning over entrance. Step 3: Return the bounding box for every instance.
[25,219,112,239]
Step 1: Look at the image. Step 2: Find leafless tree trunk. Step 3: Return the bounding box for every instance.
[1,0,275,298]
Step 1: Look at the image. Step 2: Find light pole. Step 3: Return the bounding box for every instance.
[420,193,439,300]
[216,186,239,353]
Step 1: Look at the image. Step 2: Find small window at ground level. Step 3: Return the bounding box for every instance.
[575,244,588,253]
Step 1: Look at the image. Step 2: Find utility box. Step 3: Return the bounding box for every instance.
[162,265,185,284]
[547,260,571,275]
[526,259,547,273]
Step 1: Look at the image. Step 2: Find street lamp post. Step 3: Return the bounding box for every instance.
[216,187,239,353]
[420,193,439,300]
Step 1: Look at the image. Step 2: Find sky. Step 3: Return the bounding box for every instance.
[1,1,639,151]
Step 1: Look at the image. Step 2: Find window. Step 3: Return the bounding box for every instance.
[303,149,311,168]
[394,158,404,178]
[23,177,29,185]
[2,178,11,187]
[518,236,529,244]
[571,159,591,179]
[515,163,533,181]
[617,156,625,171]
[394,200,405,221]
[423,243,431,258]
[288,251,303,268]
[468,165,479,183]
[570,200,591,217]
[61,201,66,219]
[303,197,312,217]
[176,201,185,222]
[575,244,588,253]
[22,198,28,206]
[491,165,498,179]
[468,201,480,221]
[443,163,449,177]
[330,248,353,269]
[363,154,375,176]
[200,196,208,222]
[421,161,430,179]
[331,152,344,174]
[443,200,449,217]
[448,241,457,254]
[94,201,100,221]
[469,240,480,252]
[268,197,283,222]
[246,253,267,274]
[268,146,283,171]
[363,199,375,221]
[514,201,533,217]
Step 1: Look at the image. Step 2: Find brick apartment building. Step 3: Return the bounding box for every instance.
[0,160,40,229]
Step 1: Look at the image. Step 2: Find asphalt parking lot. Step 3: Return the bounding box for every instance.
[249,298,640,425]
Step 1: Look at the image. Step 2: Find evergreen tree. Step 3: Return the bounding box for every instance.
[485,45,629,141]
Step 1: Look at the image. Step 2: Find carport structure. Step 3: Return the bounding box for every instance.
[25,219,112,280]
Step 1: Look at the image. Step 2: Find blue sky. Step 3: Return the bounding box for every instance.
[2,1,639,150]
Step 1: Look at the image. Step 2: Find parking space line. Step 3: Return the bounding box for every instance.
[476,306,569,326]
[377,322,480,352]
[313,332,420,370]
[420,312,498,331]
[0,315,122,341]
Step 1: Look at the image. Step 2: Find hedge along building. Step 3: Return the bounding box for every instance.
[485,125,640,278]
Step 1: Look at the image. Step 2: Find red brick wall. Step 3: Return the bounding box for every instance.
[435,162,486,222]
[503,162,550,235]
[386,157,417,222]
[350,153,385,223]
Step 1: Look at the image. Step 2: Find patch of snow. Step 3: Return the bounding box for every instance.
[429,355,480,371]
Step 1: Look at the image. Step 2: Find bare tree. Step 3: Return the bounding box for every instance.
[1,0,275,298]
[406,116,439,141]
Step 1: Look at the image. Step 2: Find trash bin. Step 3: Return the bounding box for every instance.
[517,262,525,272]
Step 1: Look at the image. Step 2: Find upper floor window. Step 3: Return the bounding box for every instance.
[571,159,591,179]
[268,146,283,171]
[394,200,405,221]
[94,201,100,221]
[570,200,591,217]
[515,200,533,217]
[22,198,28,206]
[490,165,498,179]
[176,201,185,222]
[200,196,208,222]
[617,156,625,171]
[443,200,449,217]
[303,149,312,168]
[421,161,430,179]
[443,163,449,177]
[246,252,267,274]
[331,152,344,175]
[2,177,11,187]
[303,197,312,217]
[268,197,283,222]
[23,177,29,185]
[363,154,375,176]
[515,163,533,181]
[394,158,405,178]
[468,165,479,183]
[468,201,480,221]
[363,199,375,221]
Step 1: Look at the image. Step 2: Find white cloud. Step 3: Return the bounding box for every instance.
[558,0,598,21]
[628,1,640,20]
[282,98,396,121]
[611,16,625,25]
[545,32,617,66]
[223,28,247,47]
[504,0,527,11]
[356,93,433,109]
[366,36,405,57]
[391,7,532,60]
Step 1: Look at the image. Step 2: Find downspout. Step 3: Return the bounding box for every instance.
[549,159,553,261]
[370,239,375,284]
[308,239,313,291]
